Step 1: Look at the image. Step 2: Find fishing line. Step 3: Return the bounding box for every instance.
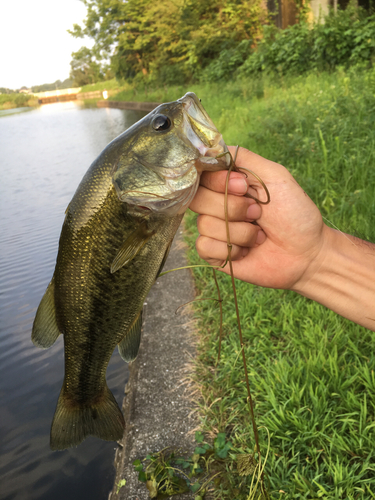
[223,146,269,498]
[154,148,272,497]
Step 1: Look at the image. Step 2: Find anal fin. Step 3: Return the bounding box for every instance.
[32,277,61,348]
[118,310,143,362]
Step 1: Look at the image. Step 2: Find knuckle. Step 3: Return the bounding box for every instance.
[196,215,211,235]
[227,197,248,221]
[244,224,258,246]
[195,235,208,257]
[196,235,217,260]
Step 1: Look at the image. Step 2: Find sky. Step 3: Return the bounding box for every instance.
[0,0,94,89]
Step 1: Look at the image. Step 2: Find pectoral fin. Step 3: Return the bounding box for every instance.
[32,277,61,348]
[111,222,155,274]
[118,310,143,362]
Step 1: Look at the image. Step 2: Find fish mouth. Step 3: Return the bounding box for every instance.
[114,92,231,217]
[178,92,231,171]
[143,95,231,215]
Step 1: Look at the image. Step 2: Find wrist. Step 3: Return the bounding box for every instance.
[293,226,375,331]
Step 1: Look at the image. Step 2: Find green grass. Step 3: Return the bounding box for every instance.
[178,69,375,499]
[0,93,38,110]
[100,70,375,497]
[79,78,125,93]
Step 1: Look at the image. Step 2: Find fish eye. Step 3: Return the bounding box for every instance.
[152,115,172,131]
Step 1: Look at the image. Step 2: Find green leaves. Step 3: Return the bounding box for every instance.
[70,0,375,85]
[69,0,266,84]
[241,7,375,77]
[214,433,232,459]
[132,433,236,498]
[133,459,147,482]
[116,478,126,493]
[70,47,104,86]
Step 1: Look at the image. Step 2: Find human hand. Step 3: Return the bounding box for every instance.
[189,147,327,291]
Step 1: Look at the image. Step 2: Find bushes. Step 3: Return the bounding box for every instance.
[174,6,375,82]
[241,23,312,74]
[0,93,38,110]
[240,6,375,76]
[70,2,375,85]
[200,40,253,82]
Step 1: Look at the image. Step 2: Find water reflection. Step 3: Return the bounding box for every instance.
[0,102,146,500]
[0,107,33,118]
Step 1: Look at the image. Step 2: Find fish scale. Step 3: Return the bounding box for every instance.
[57,185,182,398]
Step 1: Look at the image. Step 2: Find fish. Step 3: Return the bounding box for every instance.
[31,92,230,451]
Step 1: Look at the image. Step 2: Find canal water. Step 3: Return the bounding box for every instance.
[0,102,146,500]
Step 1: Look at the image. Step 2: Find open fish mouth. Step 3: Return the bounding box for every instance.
[153,93,230,180]
[179,92,230,171]
[113,92,230,216]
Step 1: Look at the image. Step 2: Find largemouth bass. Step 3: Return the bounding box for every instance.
[32,93,230,450]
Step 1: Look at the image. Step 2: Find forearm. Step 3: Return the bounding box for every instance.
[294,226,375,331]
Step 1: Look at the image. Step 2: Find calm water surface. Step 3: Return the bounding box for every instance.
[0,102,146,500]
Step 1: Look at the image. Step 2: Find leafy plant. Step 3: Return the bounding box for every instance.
[241,5,375,76]
[133,432,242,498]
[69,0,267,84]
[116,479,126,494]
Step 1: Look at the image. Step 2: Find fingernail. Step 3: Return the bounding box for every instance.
[228,178,247,194]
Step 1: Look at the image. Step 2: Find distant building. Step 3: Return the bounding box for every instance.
[19,87,32,94]
[267,0,369,29]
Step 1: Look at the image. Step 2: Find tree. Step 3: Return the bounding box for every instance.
[70,47,104,86]
[31,79,74,93]
[0,87,14,94]
[69,0,267,83]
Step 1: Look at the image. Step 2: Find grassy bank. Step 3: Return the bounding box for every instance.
[0,93,38,110]
[99,70,375,497]
[111,69,375,239]
[79,78,124,93]
[178,70,375,499]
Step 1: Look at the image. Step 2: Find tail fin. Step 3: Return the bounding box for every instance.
[50,384,125,451]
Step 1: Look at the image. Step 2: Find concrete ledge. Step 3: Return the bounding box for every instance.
[97,100,160,112]
[80,90,103,99]
[109,227,197,500]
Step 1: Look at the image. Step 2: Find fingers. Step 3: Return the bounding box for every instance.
[190,186,261,222]
[199,170,248,196]
[197,215,260,248]
[196,236,249,267]
[199,149,273,204]
[195,215,267,267]
[190,147,278,268]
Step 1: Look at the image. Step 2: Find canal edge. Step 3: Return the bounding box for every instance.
[108,226,198,500]
[97,100,160,112]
